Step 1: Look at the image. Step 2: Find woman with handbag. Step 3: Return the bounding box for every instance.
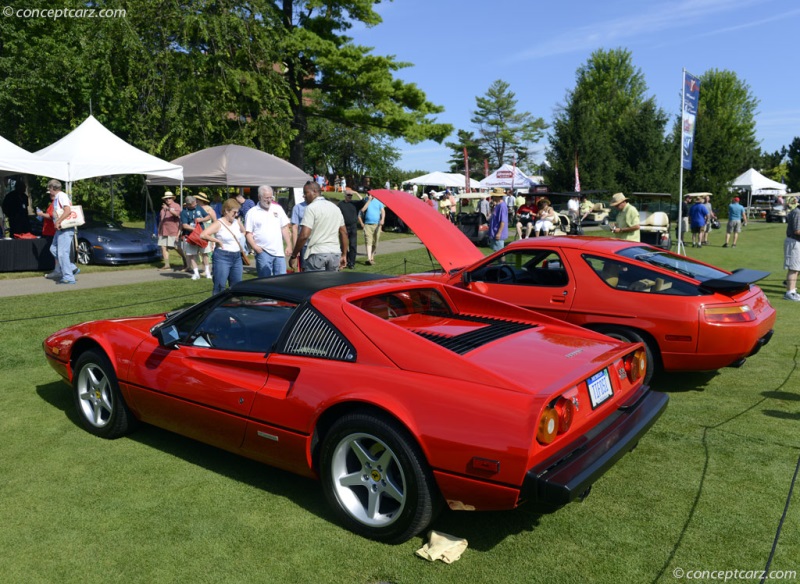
[200,198,246,295]
[179,195,210,280]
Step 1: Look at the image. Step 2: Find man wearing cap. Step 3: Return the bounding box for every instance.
[609,193,640,242]
[488,189,508,251]
[783,197,800,301]
[157,191,184,270]
[724,196,747,248]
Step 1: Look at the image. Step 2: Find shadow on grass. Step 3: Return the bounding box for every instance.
[34,380,335,532]
[648,370,719,393]
[430,507,543,551]
[36,378,548,548]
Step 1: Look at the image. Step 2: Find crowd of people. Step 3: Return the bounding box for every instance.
[5,176,800,304]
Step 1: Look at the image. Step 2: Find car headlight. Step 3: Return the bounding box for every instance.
[96,236,112,243]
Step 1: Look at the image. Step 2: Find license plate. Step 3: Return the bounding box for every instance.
[587,369,613,409]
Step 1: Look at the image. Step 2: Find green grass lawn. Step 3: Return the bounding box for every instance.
[0,221,798,583]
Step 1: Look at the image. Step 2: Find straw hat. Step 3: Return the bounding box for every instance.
[609,193,628,207]
[162,191,175,199]
[195,192,209,203]
[490,187,505,198]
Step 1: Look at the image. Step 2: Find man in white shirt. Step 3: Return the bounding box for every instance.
[245,185,292,277]
[48,179,79,285]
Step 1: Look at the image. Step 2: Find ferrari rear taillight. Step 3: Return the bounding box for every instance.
[624,348,647,382]
[536,408,558,444]
[704,305,755,323]
[537,396,576,445]
[554,397,575,434]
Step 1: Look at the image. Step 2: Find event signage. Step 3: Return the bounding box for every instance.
[681,71,700,170]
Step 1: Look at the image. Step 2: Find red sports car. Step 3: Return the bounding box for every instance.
[371,189,776,383]
[43,272,666,543]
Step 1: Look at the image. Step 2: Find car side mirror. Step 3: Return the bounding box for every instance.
[462,271,472,285]
[155,324,180,347]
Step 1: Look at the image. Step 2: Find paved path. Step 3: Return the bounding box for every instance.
[0,235,426,298]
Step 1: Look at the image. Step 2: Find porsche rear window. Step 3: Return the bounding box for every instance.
[617,246,727,281]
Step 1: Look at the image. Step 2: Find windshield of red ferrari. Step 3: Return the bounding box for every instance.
[618,247,728,281]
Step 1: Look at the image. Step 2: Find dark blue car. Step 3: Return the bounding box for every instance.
[74,211,160,265]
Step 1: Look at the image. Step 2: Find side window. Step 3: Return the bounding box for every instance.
[469,250,568,287]
[182,295,298,352]
[583,255,689,295]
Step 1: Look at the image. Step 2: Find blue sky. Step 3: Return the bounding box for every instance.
[349,0,800,173]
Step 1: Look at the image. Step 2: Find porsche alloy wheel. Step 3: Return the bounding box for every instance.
[73,350,135,439]
[76,239,92,265]
[320,412,440,543]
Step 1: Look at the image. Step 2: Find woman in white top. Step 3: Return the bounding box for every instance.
[533,198,557,237]
[201,198,245,295]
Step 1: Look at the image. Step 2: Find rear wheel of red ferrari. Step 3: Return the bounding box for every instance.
[73,350,135,439]
[595,327,656,385]
[320,412,440,543]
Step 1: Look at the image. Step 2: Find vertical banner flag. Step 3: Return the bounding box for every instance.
[682,71,700,170]
[574,153,581,192]
[511,154,517,191]
[463,148,470,192]
[484,159,489,179]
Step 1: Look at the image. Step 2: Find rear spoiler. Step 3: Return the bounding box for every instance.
[699,268,770,294]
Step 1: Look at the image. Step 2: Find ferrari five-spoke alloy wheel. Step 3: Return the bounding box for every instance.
[320,412,440,543]
[76,240,92,265]
[73,350,134,439]
[597,327,656,385]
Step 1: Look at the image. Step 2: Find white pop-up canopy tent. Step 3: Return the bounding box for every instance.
[730,168,787,212]
[32,115,183,183]
[404,171,480,190]
[478,163,535,189]
[0,135,66,178]
[731,168,787,193]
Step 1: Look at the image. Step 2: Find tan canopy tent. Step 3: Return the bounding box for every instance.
[146,144,311,187]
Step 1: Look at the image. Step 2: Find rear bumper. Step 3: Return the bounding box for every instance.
[520,388,668,512]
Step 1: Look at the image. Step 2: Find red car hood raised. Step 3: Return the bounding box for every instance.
[369,189,483,272]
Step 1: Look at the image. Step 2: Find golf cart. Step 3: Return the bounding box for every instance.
[630,192,673,250]
[455,192,489,245]
[577,191,613,227]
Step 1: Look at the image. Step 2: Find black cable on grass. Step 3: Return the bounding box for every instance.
[761,453,800,583]
[1,290,205,323]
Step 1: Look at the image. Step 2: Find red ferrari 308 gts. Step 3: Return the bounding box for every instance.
[371,190,776,384]
[44,272,667,543]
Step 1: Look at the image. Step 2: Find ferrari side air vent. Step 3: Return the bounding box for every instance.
[282,306,356,362]
[413,313,535,355]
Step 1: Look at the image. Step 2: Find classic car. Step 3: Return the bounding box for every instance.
[371,189,776,384]
[43,271,667,543]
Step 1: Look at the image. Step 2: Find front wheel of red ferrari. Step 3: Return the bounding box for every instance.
[73,350,135,439]
[595,327,656,385]
[320,412,441,544]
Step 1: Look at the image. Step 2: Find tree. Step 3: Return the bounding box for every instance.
[444,130,491,180]
[679,69,760,198]
[273,0,452,169]
[547,48,672,193]
[787,137,800,193]
[305,116,400,190]
[470,80,547,170]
